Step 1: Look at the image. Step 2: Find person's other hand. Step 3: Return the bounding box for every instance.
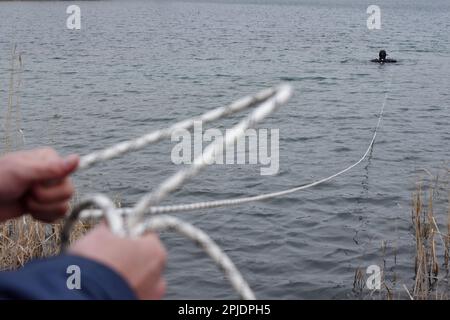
[0,147,79,222]
[70,224,167,300]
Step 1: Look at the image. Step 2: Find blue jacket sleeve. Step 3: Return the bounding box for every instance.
[0,254,136,300]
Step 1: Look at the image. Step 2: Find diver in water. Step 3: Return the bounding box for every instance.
[371,50,397,63]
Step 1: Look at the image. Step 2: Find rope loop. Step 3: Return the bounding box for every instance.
[62,84,294,300]
[62,78,391,299]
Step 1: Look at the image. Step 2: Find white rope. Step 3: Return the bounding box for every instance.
[78,85,286,170]
[79,89,389,218]
[134,215,256,300]
[63,197,255,299]
[63,84,293,300]
[64,79,391,299]
[128,84,292,228]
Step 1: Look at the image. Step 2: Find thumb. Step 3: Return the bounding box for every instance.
[26,154,79,182]
[62,154,80,175]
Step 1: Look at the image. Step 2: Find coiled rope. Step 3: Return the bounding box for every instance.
[62,81,390,300]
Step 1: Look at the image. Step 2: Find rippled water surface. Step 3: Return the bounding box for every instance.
[0,0,449,299]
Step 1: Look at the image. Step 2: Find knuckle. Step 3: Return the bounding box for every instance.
[155,279,166,299]
[39,146,56,155]
[159,245,167,262]
[140,234,167,266]
[58,203,70,215]
[32,187,47,202]
[48,165,63,176]
[154,242,167,267]
[25,197,38,211]
[64,181,75,198]
[33,147,55,159]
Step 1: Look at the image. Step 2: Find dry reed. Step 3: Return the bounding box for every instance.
[411,166,450,299]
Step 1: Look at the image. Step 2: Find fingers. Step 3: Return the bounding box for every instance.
[139,232,168,268]
[24,177,74,222]
[144,278,166,300]
[69,226,168,300]
[24,174,75,222]
[137,233,168,276]
[24,197,69,222]
[135,233,167,300]
[31,178,75,203]
[18,148,79,183]
[0,203,24,221]
[9,148,79,222]
[62,154,79,174]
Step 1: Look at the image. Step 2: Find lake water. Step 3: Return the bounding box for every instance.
[0,0,449,299]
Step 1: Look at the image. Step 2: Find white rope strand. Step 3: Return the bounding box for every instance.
[63,84,293,300]
[79,86,283,170]
[64,78,392,300]
[79,89,389,218]
[128,85,292,227]
[133,215,256,300]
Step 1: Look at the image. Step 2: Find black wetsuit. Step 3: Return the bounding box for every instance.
[371,58,397,63]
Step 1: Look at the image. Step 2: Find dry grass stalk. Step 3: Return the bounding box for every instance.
[411,175,450,300]
[0,216,91,271]
[362,169,449,300]
[3,45,24,153]
[445,191,450,272]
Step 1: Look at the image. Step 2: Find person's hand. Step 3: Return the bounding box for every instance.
[69,224,167,300]
[0,147,79,222]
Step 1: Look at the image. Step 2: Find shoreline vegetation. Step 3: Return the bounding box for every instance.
[410,174,450,299]
[352,169,449,300]
[1,49,449,299]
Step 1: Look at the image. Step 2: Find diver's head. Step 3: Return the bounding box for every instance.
[379,50,387,60]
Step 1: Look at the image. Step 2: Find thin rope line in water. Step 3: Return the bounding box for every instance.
[79,89,389,218]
